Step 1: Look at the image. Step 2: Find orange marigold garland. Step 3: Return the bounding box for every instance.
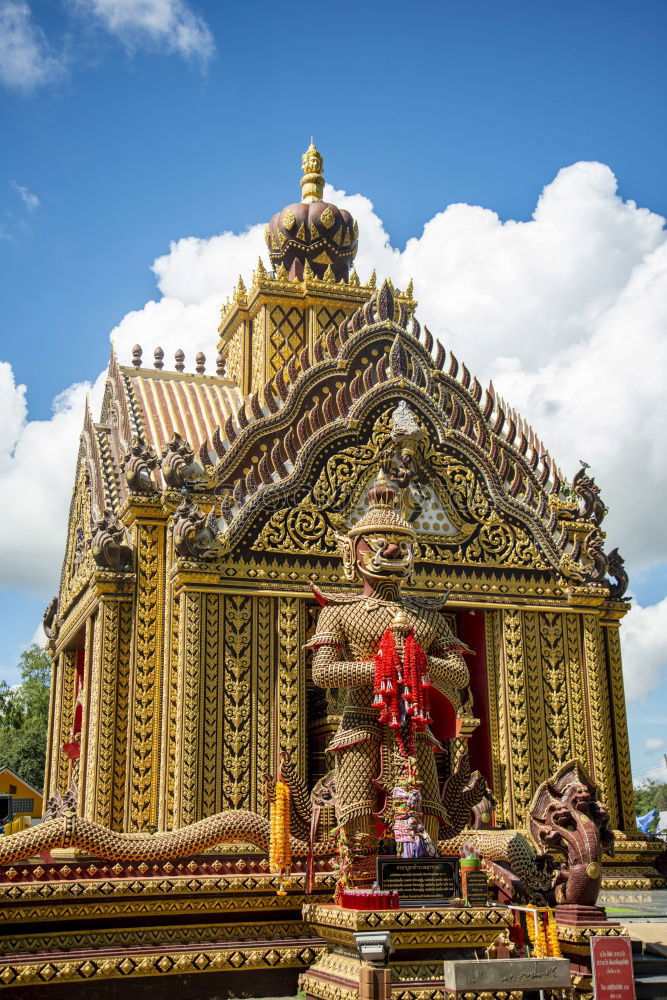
[545,909,562,957]
[525,906,551,958]
[269,778,292,895]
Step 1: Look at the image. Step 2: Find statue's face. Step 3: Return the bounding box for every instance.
[355,531,415,583]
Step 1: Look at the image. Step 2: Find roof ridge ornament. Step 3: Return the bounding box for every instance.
[300,140,324,203]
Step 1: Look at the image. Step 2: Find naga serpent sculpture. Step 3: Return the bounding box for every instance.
[0,762,612,913]
[0,808,331,867]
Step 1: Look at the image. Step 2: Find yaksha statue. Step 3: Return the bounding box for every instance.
[307,473,473,883]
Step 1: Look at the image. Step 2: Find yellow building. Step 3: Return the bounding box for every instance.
[0,767,43,830]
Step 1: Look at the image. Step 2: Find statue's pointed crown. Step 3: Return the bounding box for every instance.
[347,470,416,539]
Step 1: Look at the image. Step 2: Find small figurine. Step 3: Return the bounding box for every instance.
[485,929,516,960]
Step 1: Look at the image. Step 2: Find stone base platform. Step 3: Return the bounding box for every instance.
[300,902,517,1000]
[555,903,627,1000]
[0,864,334,995]
[600,833,666,891]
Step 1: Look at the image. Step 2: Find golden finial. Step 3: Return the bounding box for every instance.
[301,141,324,203]
[235,276,247,304]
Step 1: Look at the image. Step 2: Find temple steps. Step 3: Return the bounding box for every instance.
[633,941,667,999]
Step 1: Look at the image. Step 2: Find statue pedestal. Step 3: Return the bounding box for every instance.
[555,903,626,999]
[300,902,514,1000]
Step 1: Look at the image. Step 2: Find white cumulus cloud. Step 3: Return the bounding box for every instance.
[0,363,105,593]
[645,737,665,753]
[0,0,65,92]
[73,0,215,64]
[621,598,667,703]
[11,181,39,210]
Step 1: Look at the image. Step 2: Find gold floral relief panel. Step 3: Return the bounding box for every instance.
[483,609,505,826]
[225,325,245,389]
[250,311,266,394]
[276,597,306,779]
[582,614,618,827]
[221,595,252,810]
[536,612,571,774]
[252,596,275,816]
[175,589,202,826]
[200,593,224,818]
[500,609,532,826]
[603,623,635,831]
[564,612,590,771]
[57,650,77,796]
[127,522,164,831]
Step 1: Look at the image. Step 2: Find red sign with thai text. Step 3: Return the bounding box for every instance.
[591,936,636,1000]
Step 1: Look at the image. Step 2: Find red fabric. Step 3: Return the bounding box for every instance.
[454,610,492,787]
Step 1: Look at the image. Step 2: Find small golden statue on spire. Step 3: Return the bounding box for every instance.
[300,140,324,203]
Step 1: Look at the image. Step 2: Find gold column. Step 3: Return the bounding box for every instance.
[201,592,223,818]
[252,595,275,816]
[537,612,571,773]
[57,650,77,795]
[499,609,532,827]
[564,612,591,769]
[174,588,203,826]
[221,594,253,809]
[77,614,96,815]
[276,596,306,779]
[523,611,548,787]
[582,613,618,827]
[81,590,134,827]
[123,502,166,831]
[43,651,62,807]
[603,620,636,831]
[159,570,181,830]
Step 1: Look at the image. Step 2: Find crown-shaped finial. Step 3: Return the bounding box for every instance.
[367,468,396,508]
[301,140,324,203]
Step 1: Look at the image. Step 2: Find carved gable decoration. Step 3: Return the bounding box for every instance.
[60,460,95,614]
[179,281,610,588]
[253,406,548,572]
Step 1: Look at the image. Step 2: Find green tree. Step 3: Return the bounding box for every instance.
[634,778,667,833]
[0,644,52,792]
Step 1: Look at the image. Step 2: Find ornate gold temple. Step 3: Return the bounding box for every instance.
[1,145,662,997]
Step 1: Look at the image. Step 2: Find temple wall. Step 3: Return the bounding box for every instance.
[49,497,635,837]
[481,606,631,830]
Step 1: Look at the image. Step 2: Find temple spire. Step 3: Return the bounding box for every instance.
[300,140,324,203]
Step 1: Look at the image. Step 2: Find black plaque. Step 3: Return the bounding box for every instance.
[463,870,489,906]
[377,856,460,905]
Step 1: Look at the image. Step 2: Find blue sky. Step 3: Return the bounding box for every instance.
[1,0,666,787]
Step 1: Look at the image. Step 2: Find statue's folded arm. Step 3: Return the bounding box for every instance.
[311,641,374,689]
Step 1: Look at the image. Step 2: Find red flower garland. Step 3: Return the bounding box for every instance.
[373,627,432,757]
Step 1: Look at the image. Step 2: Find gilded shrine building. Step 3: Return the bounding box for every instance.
[0,146,663,998]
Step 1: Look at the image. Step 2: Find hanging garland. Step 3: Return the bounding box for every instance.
[269,777,292,895]
[373,626,432,758]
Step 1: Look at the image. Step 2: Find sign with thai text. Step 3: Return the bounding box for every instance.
[463,870,489,905]
[377,856,459,904]
[591,936,636,1000]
